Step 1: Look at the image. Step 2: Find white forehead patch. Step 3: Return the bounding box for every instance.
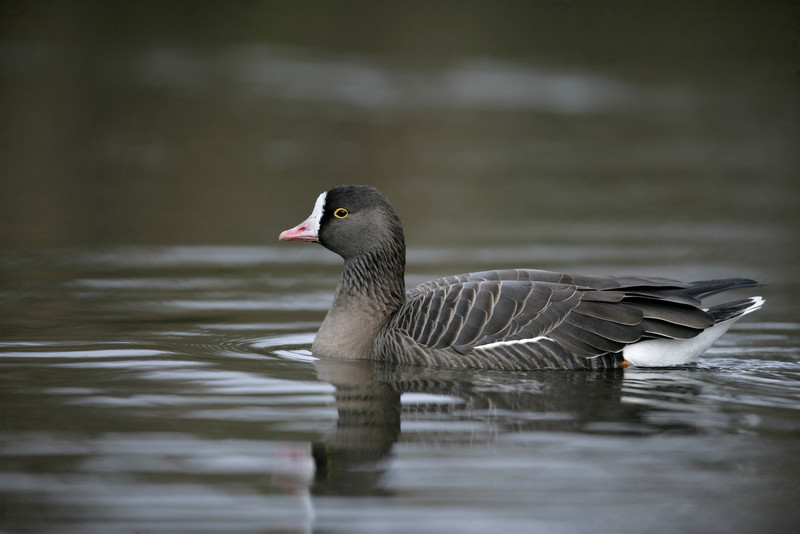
[307,191,327,234]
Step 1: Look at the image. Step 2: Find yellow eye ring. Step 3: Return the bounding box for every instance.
[333,208,349,219]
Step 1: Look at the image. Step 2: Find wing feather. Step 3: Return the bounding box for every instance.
[562,312,643,343]
[572,300,641,325]
[625,298,713,328]
[640,318,702,339]
[396,268,728,361]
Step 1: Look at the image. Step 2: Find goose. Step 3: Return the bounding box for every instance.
[279,185,764,370]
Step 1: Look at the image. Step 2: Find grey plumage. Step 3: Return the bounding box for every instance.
[280,185,764,370]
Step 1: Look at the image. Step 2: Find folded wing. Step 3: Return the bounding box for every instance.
[397,269,753,360]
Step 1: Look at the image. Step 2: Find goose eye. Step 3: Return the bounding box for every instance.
[333,208,349,219]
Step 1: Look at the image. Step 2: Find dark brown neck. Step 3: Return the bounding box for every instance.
[339,245,406,314]
[312,241,406,358]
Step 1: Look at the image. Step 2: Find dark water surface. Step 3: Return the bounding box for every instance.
[2,2,799,533]
[2,243,798,533]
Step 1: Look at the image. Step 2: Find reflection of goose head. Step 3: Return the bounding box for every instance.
[312,359,400,496]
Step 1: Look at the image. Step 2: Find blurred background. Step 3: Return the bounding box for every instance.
[2,4,799,532]
[1,0,797,251]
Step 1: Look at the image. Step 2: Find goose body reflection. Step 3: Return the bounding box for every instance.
[280,185,763,370]
[310,357,716,496]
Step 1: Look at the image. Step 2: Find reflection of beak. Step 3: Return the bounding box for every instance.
[279,217,319,242]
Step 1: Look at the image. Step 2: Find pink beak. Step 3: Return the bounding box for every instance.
[279,217,319,242]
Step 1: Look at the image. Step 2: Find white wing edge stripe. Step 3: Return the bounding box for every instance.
[476,336,552,350]
[702,296,765,314]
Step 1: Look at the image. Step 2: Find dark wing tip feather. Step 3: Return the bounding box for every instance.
[623,297,714,329]
[706,297,763,322]
[686,278,763,299]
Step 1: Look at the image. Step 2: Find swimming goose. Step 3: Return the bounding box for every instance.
[279,185,764,370]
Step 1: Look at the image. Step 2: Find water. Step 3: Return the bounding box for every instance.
[2,244,798,533]
[2,3,799,533]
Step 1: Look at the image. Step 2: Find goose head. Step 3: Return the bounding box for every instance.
[279,185,405,262]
